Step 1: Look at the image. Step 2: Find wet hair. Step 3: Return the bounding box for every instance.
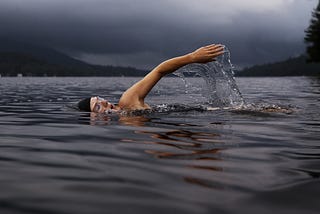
[77,97,91,112]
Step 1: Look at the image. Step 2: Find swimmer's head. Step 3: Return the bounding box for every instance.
[77,97,91,112]
[78,96,116,113]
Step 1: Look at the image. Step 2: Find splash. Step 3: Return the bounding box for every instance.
[174,46,244,108]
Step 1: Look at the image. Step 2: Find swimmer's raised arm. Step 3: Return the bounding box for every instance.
[118,44,224,110]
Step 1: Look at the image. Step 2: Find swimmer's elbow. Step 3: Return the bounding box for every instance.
[153,62,175,77]
[154,68,167,77]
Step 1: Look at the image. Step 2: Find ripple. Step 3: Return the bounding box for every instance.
[0,77,319,214]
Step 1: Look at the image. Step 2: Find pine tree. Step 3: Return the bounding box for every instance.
[305,1,320,62]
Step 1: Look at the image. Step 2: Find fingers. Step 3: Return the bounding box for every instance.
[207,47,225,57]
[204,44,224,56]
[209,50,225,58]
[205,44,216,48]
[193,44,225,63]
[205,44,224,50]
[208,45,224,52]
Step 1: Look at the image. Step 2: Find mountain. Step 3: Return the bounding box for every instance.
[236,55,320,77]
[0,39,148,76]
[0,39,89,67]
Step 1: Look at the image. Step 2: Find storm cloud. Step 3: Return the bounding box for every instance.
[0,0,317,69]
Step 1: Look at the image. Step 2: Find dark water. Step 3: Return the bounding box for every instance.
[0,76,319,214]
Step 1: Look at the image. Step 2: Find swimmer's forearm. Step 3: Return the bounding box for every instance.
[154,44,224,76]
[118,55,192,105]
[154,54,194,76]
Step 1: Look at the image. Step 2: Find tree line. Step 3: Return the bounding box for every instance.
[305,0,320,63]
[236,55,320,77]
[237,1,320,77]
[0,52,148,77]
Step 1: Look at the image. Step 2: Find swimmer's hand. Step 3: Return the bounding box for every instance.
[189,44,224,64]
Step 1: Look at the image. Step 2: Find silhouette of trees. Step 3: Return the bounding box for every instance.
[305,1,320,62]
[237,55,320,76]
[0,52,148,77]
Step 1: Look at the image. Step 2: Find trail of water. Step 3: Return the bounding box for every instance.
[120,47,294,115]
[174,47,244,107]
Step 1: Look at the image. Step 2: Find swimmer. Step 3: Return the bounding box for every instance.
[78,44,224,113]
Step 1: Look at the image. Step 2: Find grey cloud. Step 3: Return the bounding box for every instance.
[0,0,318,68]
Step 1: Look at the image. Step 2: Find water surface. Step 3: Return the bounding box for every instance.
[0,76,319,214]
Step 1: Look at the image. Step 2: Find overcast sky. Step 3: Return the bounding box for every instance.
[0,0,318,69]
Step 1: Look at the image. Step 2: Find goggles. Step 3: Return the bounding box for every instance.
[92,96,115,113]
[92,96,106,112]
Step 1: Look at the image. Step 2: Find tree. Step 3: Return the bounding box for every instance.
[305,1,320,62]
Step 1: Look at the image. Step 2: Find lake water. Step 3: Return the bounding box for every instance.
[0,76,319,214]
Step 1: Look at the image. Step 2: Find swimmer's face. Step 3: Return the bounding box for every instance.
[90,96,115,113]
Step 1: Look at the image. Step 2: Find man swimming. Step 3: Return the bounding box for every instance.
[78,44,224,113]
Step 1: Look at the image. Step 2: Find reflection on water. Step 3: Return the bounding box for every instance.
[0,77,320,214]
[138,130,222,158]
[89,111,226,189]
[124,127,225,190]
[119,115,151,126]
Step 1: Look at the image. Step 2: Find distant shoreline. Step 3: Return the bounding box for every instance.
[236,55,320,77]
[1,51,319,77]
